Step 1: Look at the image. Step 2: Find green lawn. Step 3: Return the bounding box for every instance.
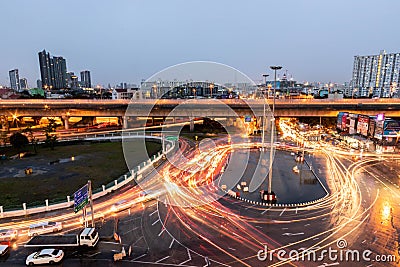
[0,140,161,210]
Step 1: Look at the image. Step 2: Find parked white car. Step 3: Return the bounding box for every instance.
[27,222,62,237]
[25,248,64,265]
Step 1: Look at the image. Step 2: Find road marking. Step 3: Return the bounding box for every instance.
[148,202,157,207]
[295,207,298,214]
[282,232,304,236]
[131,254,147,261]
[228,247,236,251]
[169,238,175,248]
[87,252,101,257]
[304,224,310,227]
[132,236,144,246]
[158,227,166,236]
[244,204,256,210]
[179,249,192,265]
[317,263,339,267]
[261,207,271,214]
[149,210,158,217]
[100,241,121,245]
[156,255,170,263]
[152,219,160,226]
[279,208,286,216]
[123,226,140,235]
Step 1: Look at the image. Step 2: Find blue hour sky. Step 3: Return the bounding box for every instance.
[1,0,399,87]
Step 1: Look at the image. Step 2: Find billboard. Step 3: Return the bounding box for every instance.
[341,112,349,133]
[357,115,369,137]
[337,112,344,130]
[349,113,358,135]
[383,119,400,137]
[374,120,384,140]
[368,117,376,138]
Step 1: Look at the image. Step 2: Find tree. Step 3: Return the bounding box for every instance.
[23,126,38,153]
[44,118,58,150]
[9,132,29,149]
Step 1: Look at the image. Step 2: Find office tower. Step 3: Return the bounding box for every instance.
[38,49,68,90]
[80,70,91,88]
[350,50,400,98]
[38,49,53,90]
[9,69,20,91]
[19,78,28,90]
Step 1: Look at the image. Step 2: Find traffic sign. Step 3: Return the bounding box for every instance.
[166,136,178,141]
[74,184,89,213]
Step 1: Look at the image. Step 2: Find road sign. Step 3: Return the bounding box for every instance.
[74,184,89,213]
[166,136,178,141]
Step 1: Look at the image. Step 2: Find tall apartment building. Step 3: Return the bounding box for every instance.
[350,50,400,98]
[80,70,91,88]
[9,69,20,91]
[38,49,68,90]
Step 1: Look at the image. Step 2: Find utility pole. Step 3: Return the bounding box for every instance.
[88,180,94,228]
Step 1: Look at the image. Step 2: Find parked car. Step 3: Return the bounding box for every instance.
[25,248,64,265]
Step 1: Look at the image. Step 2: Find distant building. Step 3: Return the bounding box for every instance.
[70,75,79,89]
[38,49,68,90]
[350,50,400,98]
[19,78,28,90]
[9,69,20,91]
[37,79,42,89]
[80,70,91,88]
[112,88,141,100]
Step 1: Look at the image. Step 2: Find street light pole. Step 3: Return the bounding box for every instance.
[261,74,269,150]
[267,65,282,197]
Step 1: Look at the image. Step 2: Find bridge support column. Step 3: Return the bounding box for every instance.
[189,117,195,132]
[123,116,128,129]
[62,116,70,130]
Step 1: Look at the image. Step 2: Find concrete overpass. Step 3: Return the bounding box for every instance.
[1,98,400,117]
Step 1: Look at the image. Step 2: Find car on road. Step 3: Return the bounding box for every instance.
[25,248,64,265]
[28,222,63,237]
[0,229,18,241]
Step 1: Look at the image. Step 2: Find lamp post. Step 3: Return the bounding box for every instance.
[266,65,282,200]
[261,74,269,150]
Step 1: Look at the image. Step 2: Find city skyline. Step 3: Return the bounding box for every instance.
[1,0,400,87]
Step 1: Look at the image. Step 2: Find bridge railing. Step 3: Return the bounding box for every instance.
[0,133,176,219]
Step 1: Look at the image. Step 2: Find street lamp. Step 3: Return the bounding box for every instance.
[266,65,282,201]
[261,74,269,150]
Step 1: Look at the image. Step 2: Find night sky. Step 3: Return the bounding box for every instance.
[1,0,399,87]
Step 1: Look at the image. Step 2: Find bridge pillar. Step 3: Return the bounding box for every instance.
[61,116,70,130]
[190,117,195,132]
[123,116,128,129]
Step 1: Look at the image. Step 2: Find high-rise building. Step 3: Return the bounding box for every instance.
[52,56,68,89]
[38,49,68,90]
[9,69,20,91]
[350,50,400,98]
[80,70,91,88]
[38,49,53,90]
[19,78,28,90]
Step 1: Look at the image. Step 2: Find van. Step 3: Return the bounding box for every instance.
[28,222,63,237]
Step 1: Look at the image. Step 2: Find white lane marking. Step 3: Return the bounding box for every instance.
[155,255,170,263]
[295,207,298,214]
[87,252,101,257]
[149,210,158,217]
[158,227,166,236]
[261,207,271,214]
[131,254,147,261]
[152,219,160,226]
[179,249,192,265]
[169,238,175,248]
[282,232,304,236]
[279,208,287,216]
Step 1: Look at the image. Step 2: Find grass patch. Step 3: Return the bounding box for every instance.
[0,140,161,210]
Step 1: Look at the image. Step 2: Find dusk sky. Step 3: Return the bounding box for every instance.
[1,0,399,87]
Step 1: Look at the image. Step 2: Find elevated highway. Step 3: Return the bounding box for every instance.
[1,98,400,119]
